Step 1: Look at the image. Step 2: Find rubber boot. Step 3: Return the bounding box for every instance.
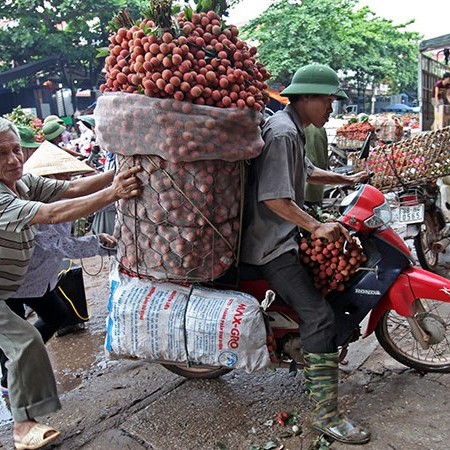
[303,352,371,445]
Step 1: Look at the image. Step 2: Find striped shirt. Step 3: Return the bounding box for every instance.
[0,173,69,299]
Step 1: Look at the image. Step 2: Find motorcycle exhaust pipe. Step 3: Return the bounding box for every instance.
[431,237,450,253]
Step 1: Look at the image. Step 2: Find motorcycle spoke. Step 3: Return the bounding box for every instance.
[376,299,450,372]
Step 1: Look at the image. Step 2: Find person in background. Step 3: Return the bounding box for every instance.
[75,116,95,151]
[0,117,141,450]
[433,71,450,106]
[432,72,450,130]
[77,115,95,131]
[91,149,117,235]
[433,71,450,207]
[0,143,117,396]
[304,124,329,207]
[43,115,73,145]
[240,64,370,445]
[43,115,64,125]
[16,125,40,162]
[86,144,103,170]
[78,115,118,235]
[42,120,81,159]
[77,116,97,162]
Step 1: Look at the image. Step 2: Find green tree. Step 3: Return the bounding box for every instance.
[0,1,241,92]
[0,0,146,95]
[240,0,421,98]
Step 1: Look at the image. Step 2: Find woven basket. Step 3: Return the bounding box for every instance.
[358,127,450,192]
[336,137,368,150]
[336,122,375,150]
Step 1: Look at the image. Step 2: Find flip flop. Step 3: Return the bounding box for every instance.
[14,423,61,450]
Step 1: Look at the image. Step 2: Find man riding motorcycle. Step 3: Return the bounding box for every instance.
[240,63,370,444]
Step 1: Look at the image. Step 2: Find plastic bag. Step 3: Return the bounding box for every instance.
[370,115,403,142]
[95,92,264,162]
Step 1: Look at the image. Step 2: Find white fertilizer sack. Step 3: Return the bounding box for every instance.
[105,262,270,373]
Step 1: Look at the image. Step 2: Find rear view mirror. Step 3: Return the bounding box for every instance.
[358,131,373,160]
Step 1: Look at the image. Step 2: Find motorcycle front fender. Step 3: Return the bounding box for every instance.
[364,266,450,337]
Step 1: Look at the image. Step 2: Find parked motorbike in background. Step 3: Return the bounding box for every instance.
[396,182,450,272]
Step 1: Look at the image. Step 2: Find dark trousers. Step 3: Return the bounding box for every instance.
[242,251,337,353]
[0,287,69,388]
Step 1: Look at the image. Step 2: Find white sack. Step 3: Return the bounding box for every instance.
[105,261,270,373]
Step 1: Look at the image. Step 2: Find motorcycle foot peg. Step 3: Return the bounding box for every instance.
[289,360,298,377]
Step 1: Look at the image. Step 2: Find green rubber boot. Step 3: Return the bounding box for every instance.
[303,352,371,445]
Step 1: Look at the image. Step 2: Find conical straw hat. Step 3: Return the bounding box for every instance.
[23,141,95,177]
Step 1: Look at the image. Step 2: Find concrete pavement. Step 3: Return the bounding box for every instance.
[0,244,449,449]
[2,342,448,450]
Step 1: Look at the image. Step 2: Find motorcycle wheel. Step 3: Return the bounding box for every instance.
[161,363,232,379]
[414,211,439,272]
[375,299,450,373]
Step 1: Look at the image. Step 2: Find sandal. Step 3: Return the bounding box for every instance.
[14,423,60,450]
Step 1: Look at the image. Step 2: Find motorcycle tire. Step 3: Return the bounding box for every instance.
[161,363,232,379]
[413,211,439,272]
[375,299,450,373]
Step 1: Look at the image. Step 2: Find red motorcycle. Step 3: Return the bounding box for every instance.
[163,183,450,378]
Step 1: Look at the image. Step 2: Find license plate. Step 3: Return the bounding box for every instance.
[398,204,425,224]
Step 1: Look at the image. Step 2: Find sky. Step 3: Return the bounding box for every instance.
[227,0,448,40]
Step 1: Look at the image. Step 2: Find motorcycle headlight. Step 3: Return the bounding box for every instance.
[364,201,392,228]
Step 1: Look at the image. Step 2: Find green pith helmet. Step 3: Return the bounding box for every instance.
[77,115,95,130]
[17,125,40,149]
[280,63,348,100]
[43,120,66,141]
[43,114,65,126]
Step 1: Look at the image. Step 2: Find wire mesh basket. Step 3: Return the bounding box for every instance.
[114,154,245,283]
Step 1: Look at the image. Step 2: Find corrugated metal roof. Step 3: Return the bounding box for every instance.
[419,33,450,52]
[0,56,60,84]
